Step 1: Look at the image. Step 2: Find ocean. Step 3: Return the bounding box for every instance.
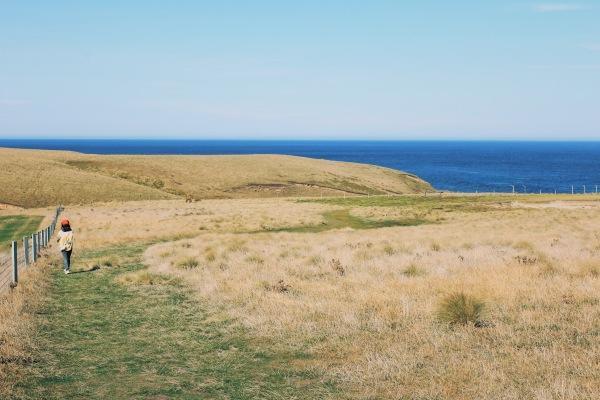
[2,139,599,194]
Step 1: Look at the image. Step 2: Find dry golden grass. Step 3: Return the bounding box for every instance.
[141,197,600,400]
[0,254,53,398]
[0,148,174,208]
[5,194,599,399]
[0,147,431,207]
[59,198,331,249]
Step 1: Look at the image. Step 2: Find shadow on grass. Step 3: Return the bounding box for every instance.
[68,265,100,274]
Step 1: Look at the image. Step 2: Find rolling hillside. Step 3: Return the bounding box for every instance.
[0,147,432,207]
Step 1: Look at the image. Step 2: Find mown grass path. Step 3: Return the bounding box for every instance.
[20,244,337,399]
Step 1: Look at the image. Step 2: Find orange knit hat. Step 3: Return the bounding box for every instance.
[60,218,70,226]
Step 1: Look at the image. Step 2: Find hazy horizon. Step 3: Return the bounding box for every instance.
[1,1,599,140]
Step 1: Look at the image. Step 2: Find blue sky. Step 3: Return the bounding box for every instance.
[0,1,599,140]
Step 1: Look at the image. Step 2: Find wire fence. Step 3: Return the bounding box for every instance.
[0,206,62,295]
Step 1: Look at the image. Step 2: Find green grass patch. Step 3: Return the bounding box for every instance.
[260,209,428,233]
[19,243,338,399]
[302,194,515,210]
[302,193,600,211]
[0,215,43,248]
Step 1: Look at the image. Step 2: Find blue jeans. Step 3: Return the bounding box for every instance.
[62,250,72,272]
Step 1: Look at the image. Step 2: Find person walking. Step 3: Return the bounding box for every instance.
[57,218,74,274]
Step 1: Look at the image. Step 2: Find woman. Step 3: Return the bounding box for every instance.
[57,218,74,274]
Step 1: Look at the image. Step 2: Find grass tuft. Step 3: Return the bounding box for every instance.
[403,264,426,277]
[176,257,199,269]
[436,292,488,327]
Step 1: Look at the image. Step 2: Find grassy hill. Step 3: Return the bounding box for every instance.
[0,147,432,207]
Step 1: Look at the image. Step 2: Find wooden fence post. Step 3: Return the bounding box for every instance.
[11,241,18,286]
[23,236,29,267]
[32,233,38,263]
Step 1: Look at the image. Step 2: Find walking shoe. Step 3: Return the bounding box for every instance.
[64,270,70,275]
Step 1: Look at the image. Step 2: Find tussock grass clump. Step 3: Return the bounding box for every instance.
[437,292,488,327]
[403,264,425,277]
[204,250,216,263]
[159,250,173,259]
[116,270,175,286]
[383,244,395,256]
[176,257,199,269]
[100,257,117,267]
[329,258,345,276]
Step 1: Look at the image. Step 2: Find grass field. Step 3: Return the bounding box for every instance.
[144,195,600,399]
[0,147,432,207]
[0,215,43,247]
[14,243,338,399]
[2,194,599,399]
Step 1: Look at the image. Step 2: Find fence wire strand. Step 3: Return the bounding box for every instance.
[0,206,62,294]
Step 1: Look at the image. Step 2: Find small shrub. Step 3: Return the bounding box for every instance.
[403,264,425,277]
[330,258,345,276]
[176,257,199,269]
[437,292,488,327]
[430,242,441,252]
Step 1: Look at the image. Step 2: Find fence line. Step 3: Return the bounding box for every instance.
[0,206,63,295]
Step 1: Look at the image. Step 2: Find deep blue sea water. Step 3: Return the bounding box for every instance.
[2,139,600,194]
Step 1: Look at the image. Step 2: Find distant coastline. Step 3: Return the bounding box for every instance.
[2,139,600,194]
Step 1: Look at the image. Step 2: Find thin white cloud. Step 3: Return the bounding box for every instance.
[533,3,586,12]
